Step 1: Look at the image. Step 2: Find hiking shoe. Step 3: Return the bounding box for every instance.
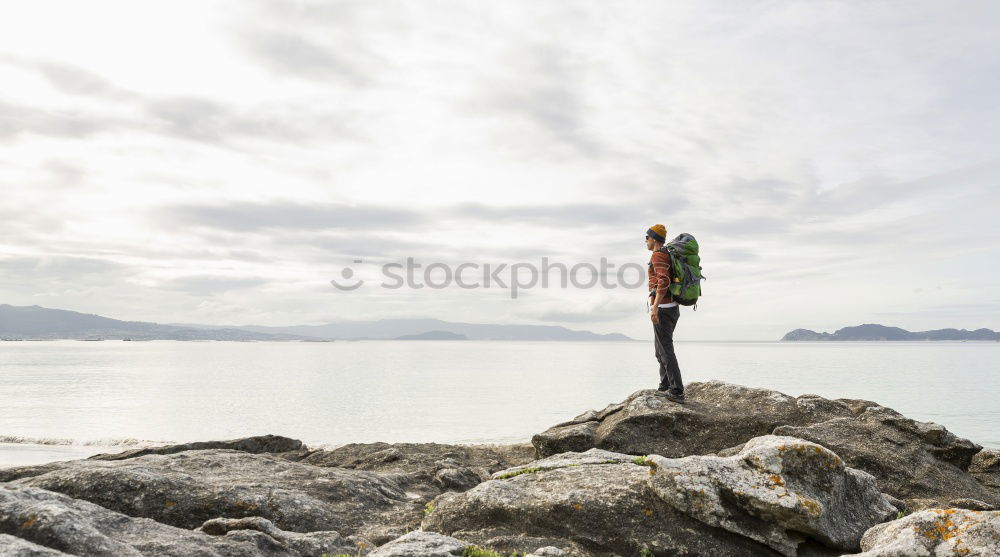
[656,390,685,404]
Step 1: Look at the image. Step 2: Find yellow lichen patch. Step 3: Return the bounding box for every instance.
[915,515,960,541]
[641,508,654,517]
[799,498,822,517]
[769,474,785,487]
[573,504,583,511]
[21,515,36,529]
[814,446,823,454]
[164,500,177,508]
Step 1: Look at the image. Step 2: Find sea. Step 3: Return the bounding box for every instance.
[1,340,997,467]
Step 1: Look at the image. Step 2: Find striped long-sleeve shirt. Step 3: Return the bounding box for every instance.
[647,249,672,302]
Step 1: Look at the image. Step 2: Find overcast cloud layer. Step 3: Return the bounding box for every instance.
[1,0,998,340]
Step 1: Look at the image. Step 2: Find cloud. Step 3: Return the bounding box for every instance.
[32,61,132,100]
[0,100,113,140]
[452,202,657,227]
[239,30,372,85]
[0,55,134,100]
[473,44,604,157]
[1,1,999,338]
[145,96,362,146]
[0,255,127,284]
[231,1,389,85]
[158,202,425,232]
[158,275,269,296]
[0,58,361,147]
[700,216,791,237]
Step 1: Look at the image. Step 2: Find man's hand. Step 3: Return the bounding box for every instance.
[650,308,659,324]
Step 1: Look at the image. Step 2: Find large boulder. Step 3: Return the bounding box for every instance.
[294,441,535,543]
[365,531,467,557]
[423,448,779,556]
[774,406,993,507]
[647,435,897,556]
[532,381,856,459]
[0,484,367,556]
[533,381,992,510]
[848,508,1000,556]
[0,435,306,484]
[8,449,411,540]
[969,449,1000,494]
[3,439,537,547]
[423,440,890,557]
[88,434,305,461]
[300,442,535,498]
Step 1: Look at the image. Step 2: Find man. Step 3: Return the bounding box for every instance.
[646,224,685,403]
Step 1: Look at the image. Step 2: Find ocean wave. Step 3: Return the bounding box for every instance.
[300,441,347,452]
[0,435,171,448]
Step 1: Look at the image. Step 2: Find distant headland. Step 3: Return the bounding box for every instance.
[0,304,632,342]
[782,323,1000,341]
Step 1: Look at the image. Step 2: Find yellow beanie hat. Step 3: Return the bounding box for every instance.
[647,224,667,243]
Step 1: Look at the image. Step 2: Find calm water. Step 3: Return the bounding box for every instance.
[1,340,997,466]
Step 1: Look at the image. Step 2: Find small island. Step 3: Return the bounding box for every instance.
[782,323,1000,341]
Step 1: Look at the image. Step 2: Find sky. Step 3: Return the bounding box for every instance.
[1,0,999,341]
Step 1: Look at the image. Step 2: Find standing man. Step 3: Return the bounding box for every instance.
[646,224,685,403]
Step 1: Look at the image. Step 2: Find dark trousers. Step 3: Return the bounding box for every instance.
[653,305,683,394]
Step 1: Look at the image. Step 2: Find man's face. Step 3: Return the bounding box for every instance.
[645,235,654,250]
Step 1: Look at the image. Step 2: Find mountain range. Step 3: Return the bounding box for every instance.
[781,324,1000,341]
[0,304,632,341]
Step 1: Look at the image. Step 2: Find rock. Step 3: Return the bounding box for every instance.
[366,531,466,556]
[0,534,71,556]
[833,398,882,417]
[434,467,482,491]
[0,484,364,556]
[535,384,989,510]
[0,463,67,484]
[88,435,304,461]
[533,421,599,455]
[423,448,783,556]
[905,498,942,513]
[197,516,370,556]
[883,494,906,512]
[300,442,535,481]
[849,508,1000,556]
[949,498,996,511]
[774,406,994,506]
[532,381,854,459]
[532,383,991,509]
[969,449,1000,492]
[489,449,637,479]
[10,449,409,539]
[647,435,897,556]
[296,442,535,543]
[526,547,569,557]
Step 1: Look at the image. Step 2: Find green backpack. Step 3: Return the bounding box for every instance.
[658,233,704,307]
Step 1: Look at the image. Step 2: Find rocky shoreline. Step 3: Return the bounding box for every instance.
[1,381,998,556]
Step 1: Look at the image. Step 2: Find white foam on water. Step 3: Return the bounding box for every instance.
[0,435,171,448]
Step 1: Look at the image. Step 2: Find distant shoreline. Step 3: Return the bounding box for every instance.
[782,323,1000,342]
